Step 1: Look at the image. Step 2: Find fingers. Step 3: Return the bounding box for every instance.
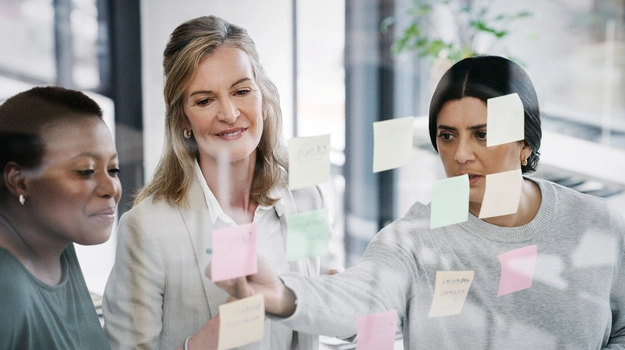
[328,269,339,275]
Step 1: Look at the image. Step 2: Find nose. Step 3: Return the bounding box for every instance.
[97,172,122,203]
[453,138,475,164]
[216,97,240,124]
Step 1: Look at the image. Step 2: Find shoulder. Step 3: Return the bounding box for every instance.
[0,250,32,313]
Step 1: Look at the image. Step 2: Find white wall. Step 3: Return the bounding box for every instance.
[140,0,294,181]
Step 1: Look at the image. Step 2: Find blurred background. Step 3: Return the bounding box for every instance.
[1,0,624,308]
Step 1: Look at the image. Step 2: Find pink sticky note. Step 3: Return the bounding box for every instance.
[497,245,537,296]
[211,222,257,282]
[356,309,398,350]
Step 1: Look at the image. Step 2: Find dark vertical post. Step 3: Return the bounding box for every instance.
[101,0,144,215]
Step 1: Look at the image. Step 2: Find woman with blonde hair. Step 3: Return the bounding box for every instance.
[103,15,342,350]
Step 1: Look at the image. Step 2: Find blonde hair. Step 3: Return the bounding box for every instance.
[135,16,288,207]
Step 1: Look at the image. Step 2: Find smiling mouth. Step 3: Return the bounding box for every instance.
[216,129,246,137]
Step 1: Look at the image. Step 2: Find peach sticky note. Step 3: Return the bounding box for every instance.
[356,309,398,350]
[217,294,265,350]
[497,245,537,296]
[428,271,474,318]
[479,169,523,219]
[487,93,524,147]
[210,222,257,282]
[430,175,469,229]
[286,207,330,261]
[373,116,414,173]
[288,134,331,190]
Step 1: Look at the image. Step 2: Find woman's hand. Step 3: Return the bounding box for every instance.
[206,257,297,317]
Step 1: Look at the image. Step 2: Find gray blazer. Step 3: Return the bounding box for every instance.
[102,175,341,350]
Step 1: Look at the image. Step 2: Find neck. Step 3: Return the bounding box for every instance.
[200,154,258,224]
[0,210,66,285]
[469,179,541,227]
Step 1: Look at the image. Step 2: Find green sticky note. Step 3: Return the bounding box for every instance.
[286,207,330,261]
[430,175,469,229]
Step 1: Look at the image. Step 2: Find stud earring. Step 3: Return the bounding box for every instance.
[521,158,528,167]
[183,129,192,139]
[19,194,25,205]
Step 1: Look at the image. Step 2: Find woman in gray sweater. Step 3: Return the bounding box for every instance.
[213,56,625,349]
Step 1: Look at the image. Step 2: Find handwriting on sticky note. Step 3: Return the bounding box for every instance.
[210,222,257,282]
[430,175,469,229]
[479,169,523,219]
[487,93,524,147]
[286,208,329,261]
[497,245,537,296]
[373,116,414,173]
[356,309,398,350]
[428,271,474,318]
[217,294,265,350]
[288,134,331,190]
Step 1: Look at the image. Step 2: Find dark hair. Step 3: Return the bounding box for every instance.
[0,86,103,195]
[428,55,541,173]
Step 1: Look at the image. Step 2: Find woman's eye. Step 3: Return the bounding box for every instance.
[438,133,453,141]
[196,98,211,106]
[235,89,251,96]
[476,131,487,140]
[77,169,95,176]
[108,168,120,176]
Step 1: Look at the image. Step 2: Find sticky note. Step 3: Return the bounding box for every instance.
[373,116,414,173]
[487,93,524,147]
[356,309,398,350]
[497,245,537,296]
[288,134,331,190]
[430,175,469,229]
[428,270,474,318]
[217,294,265,349]
[210,222,257,282]
[286,207,330,261]
[479,169,523,219]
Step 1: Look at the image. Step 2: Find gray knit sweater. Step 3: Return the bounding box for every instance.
[278,177,625,349]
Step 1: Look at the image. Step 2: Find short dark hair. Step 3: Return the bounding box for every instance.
[428,55,541,173]
[0,86,103,194]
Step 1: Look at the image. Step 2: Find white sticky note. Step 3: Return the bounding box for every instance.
[288,134,331,190]
[430,175,469,229]
[428,271,474,318]
[479,169,523,219]
[373,116,414,173]
[486,93,524,147]
[217,294,265,349]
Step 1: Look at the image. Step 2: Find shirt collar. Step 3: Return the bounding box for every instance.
[195,161,286,225]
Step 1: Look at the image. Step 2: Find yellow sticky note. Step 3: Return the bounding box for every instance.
[486,93,524,147]
[479,169,523,219]
[288,134,331,190]
[428,271,474,318]
[217,294,265,349]
[373,116,414,173]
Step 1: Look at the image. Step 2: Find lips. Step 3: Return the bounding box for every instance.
[92,207,116,219]
[456,173,483,185]
[216,128,247,137]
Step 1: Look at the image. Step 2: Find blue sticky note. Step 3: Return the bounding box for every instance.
[430,175,469,229]
[286,207,330,261]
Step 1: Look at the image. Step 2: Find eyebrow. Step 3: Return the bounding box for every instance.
[437,123,487,131]
[188,77,252,97]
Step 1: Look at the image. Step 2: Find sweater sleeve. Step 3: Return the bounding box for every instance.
[274,219,417,337]
[606,206,625,349]
[102,209,166,350]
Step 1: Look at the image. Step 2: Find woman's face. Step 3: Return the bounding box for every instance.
[25,117,121,245]
[436,97,531,208]
[182,46,263,167]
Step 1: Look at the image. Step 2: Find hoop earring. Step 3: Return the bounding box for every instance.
[183,129,192,139]
[19,194,25,205]
[521,158,528,167]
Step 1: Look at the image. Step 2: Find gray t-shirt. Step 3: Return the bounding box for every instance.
[278,177,625,349]
[0,243,110,350]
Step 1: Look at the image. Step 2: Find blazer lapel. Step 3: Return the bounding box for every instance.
[179,176,227,318]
